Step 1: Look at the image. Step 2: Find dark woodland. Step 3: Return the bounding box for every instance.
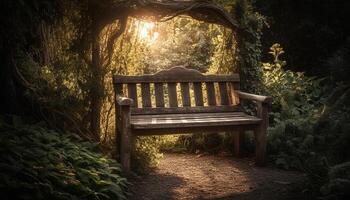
[1,0,349,199]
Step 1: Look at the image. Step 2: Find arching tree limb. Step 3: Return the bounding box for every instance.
[99,0,239,66]
[93,0,238,29]
[129,0,239,30]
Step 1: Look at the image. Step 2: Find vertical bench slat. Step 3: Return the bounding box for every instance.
[168,83,178,107]
[193,82,204,106]
[229,82,240,105]
[115,83,123,95]
[127,83,138,108]
[154,83,165,107]
[141,83,151,107]
[180,82,191,107]
[205,82,216,106]
[219,82,229,105]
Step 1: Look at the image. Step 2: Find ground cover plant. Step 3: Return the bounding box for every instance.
[0,119,129,200]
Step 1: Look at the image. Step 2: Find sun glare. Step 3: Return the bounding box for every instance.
[138,21,159,42]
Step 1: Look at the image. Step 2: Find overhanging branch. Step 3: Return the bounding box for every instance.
[84,0,240,67]
[129,0,239,30]
[100,0,239,30]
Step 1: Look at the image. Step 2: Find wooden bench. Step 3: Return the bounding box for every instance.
[113,66,271,173]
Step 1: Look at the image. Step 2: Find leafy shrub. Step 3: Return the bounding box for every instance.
[0,120,129,200]
[264,44,350,199]
[263,43,327,169]
[320,162,350,200]
[176,133,226,153]
[132,136,164,173]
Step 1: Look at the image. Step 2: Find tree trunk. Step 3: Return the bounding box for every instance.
[89,24,103,141]
[0,46,19,116]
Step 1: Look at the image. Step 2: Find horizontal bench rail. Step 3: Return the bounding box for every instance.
[113,66,239,83]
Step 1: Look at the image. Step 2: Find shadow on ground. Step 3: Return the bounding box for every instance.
[129,173,184,199]
[129,153,306,200]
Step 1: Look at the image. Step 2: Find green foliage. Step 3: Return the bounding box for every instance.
[326,39,350,85]
[0,120,129,200]
[262,44,325,169]
[132,137,164,173]
[145,18,215,73]
[311,100,350,199]
[176,133,226,153]
[320,162,350,199]
[263,44,350,199]
[13,1,92,138]
[234,0,267,92]
[0,0,65,115]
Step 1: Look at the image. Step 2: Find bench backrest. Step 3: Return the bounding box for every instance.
[113,66,241,115]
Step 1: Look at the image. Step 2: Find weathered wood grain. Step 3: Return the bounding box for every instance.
[154,83,165,107]
[114,66,239,83]
[180,82,191,107]
[131,112,261,129]
[119,105,132,173]
[193,82,204,106]
[233,130,245,157]
[206,82,216,106]
[219,82,229,105]
[131,105,242,115]
[127,83,138,108]
[133,125,257,136]
[229,82,239,105]
[141,83,152,107]
[236,91,272,103]
[168,83,178,107]
[254,102,269,166]
[114,83,123,95]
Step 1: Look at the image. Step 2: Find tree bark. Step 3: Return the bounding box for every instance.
[0,47,19,115]
[89,21,103,141]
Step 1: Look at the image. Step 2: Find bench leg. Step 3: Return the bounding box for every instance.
[254,124,267,166]
[255,102,269,166]
[119,105,132,174]
[116,129,121,161]
[233,130,244,157]
[120,129,132,174]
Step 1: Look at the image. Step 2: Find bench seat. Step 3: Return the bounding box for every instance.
[131,112,261,129]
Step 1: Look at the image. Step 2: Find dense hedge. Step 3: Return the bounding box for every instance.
[0,121,129,200]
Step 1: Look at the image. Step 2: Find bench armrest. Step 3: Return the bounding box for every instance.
[116,95,134,106]
[236,91,272,104]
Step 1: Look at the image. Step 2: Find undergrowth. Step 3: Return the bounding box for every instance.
[0,119,129,200]
[263,44,350,199]
[132,136,164,173]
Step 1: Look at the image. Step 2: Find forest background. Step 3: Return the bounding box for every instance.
[0,0,349,199]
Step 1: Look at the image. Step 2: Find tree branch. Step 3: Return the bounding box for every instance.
[78,0,239,65]
[129,0,239,30]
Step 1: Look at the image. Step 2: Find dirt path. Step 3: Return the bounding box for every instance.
[129,153,306,200]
